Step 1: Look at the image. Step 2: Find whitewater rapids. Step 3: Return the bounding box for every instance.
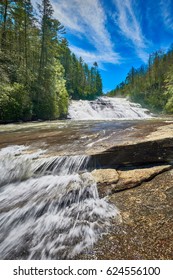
[0,146,119,260]
[68,97,151,120]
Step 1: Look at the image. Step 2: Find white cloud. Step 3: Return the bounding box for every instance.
[31,0,121,66]
[52,0,83,33]
[136,49,149,63]
[50,0,121,66]
[113,0,148,62]
[31,0,41,11]
[160,0,173,30]
[69,45,121,69]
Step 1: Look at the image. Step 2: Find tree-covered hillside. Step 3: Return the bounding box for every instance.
[0,0,102,123]
[108,46,173,113]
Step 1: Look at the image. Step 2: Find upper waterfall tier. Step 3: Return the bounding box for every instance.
[68,97,152,120]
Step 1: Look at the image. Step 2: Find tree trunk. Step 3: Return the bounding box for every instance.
[1,0,8,50]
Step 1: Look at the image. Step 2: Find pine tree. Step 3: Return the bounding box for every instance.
[107,47,173,113]
[32,0,68,119]
[164,66,173,113]
[0,0,8,50]
[0,0,103,122]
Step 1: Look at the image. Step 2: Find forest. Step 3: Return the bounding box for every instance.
[0,0,103,122]
[108,46,173,114]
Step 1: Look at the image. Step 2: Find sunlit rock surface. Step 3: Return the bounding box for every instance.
[91,165,172,197]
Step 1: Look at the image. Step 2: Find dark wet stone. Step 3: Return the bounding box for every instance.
[90,138,173,168]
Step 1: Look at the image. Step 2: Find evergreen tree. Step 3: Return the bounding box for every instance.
[58,40,103,100]
[0,0,103,122]
[164,65,173,113]
[32,0,68,119]
[1,0,8,50]
[108,45,173,113]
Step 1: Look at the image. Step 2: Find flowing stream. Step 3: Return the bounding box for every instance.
[0,146,118,259]
[0,97,152,259]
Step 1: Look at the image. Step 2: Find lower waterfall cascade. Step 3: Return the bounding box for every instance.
[0,146,119,260]
[68,97,152,120]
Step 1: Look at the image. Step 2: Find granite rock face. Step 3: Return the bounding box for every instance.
[91,165,172,197]
[91,169,119,196]
[91,169,119,184]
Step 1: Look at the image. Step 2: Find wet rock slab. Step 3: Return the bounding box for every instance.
[0,119,173,260]
[0,120,172,157]
[90,137,173,168]
[88,123,173,168]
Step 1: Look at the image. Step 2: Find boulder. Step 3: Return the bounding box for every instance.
[91,168,119,184]
[91,165,172,197]
[116,165,172,191]
[91,169,119,197]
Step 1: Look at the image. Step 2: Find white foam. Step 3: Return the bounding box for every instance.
[0,146,119,259]
[68,97,152,120]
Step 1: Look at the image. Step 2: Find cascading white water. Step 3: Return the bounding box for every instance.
[68,97,151,120]
[0,146,119,260]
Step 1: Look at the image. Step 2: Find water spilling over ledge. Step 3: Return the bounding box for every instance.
[0,146,119,260]
[68,97,152,120]
[0,99,172,260]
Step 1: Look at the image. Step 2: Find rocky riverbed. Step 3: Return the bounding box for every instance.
[0,119,173,259]
[79,168,173,259]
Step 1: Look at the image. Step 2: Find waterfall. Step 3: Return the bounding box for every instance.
[0,146,119,260]
[68,97,151,120]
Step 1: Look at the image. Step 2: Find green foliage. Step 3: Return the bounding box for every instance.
[54,60,68,117]
[0,0,103,123]
[32,60,68,120]
[164,66,173,113]
[0,50,18,84]
[108,47,173,114]
[0,83,32,122]
[58,40,103,100]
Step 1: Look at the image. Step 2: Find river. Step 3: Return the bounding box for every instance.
[0,97,162,260]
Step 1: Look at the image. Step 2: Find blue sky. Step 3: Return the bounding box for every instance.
[32,0,173,92]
